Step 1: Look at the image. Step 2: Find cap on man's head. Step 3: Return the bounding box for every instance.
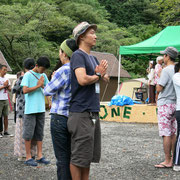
[73,22,97,43]
[160,47,179,59]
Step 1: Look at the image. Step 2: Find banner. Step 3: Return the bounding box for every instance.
[100,104,157,123]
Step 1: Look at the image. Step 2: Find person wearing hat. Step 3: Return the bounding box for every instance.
[155,47,179,168]
[44,39,78,180]
[12,58,37,161]
[68,22,109,180]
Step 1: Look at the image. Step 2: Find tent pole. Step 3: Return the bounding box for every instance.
[118,54,121,94]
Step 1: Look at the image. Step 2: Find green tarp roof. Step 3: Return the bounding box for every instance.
[119,26,180,55]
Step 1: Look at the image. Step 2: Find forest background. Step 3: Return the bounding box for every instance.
[0,0,180,78]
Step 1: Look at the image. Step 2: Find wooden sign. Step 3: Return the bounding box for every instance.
[100,104,158,123]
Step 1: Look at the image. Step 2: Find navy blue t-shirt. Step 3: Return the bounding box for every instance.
[70,49,100,112]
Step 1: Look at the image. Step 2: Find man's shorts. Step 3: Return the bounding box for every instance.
[67,112,101,168]
[158,103,176,137]
[0,100,9,117]
[23,112,45,141]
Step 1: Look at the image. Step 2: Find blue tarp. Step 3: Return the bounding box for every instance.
[108,95,134,106]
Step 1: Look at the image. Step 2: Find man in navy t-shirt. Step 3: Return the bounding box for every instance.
[70,50,100,112]
[67,22,109,180]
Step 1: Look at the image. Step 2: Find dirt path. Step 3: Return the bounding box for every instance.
[0,112,179,180]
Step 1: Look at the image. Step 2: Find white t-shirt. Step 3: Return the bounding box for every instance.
[148,68,155,85]
[0,76,10,100]
[173,73,180,110]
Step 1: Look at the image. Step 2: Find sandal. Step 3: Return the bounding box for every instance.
[154,163,172,168]
[36,157,50,165]
[24,158,38,166]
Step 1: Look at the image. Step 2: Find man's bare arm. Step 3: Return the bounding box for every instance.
[156,84,163,93]
[23,76,44,94]
[75,68,99,86]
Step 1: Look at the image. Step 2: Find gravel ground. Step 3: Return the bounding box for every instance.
[0,112,180,180]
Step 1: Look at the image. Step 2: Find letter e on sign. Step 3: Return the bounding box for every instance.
[123,107,132,119]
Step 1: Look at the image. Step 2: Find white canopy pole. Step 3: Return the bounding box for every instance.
[117,54,121,94]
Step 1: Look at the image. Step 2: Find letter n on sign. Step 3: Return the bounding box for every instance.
[111,107,120,118]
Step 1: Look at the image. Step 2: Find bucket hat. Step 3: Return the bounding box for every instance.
[73,22,97,43]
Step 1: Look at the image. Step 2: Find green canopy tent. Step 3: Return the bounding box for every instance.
[118,26,180,91]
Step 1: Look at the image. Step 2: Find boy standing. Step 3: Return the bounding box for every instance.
[0,64,11,137]
[21,57,50,166]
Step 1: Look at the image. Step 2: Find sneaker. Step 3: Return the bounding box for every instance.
[0,133,3,138]
[36,157,50,165]
[4,132,14,137]
[24,158,38,166]
[173,165,180,171]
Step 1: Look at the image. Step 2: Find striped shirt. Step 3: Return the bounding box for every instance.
[43,63,71,117]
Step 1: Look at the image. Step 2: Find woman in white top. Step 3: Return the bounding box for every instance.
[154,56,163,85]
[173,61,180,171]
[148,61,156,103]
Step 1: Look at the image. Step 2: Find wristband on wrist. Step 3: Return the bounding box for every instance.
[95,72,101,80]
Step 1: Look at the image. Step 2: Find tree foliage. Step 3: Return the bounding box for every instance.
[153,0,180,26]
[0,0,179,77]
[0,1,74,72]
[98,0,161,27]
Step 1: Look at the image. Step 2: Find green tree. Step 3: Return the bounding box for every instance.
[94,25,139,56]
[0,2,74,72]
[0,0,13,5]
[98,0,160,27]
[154,0,180,26]
[127,24,162,41]
[57,0,109,24]
[121,57,149,78]
[0,0,170,78]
